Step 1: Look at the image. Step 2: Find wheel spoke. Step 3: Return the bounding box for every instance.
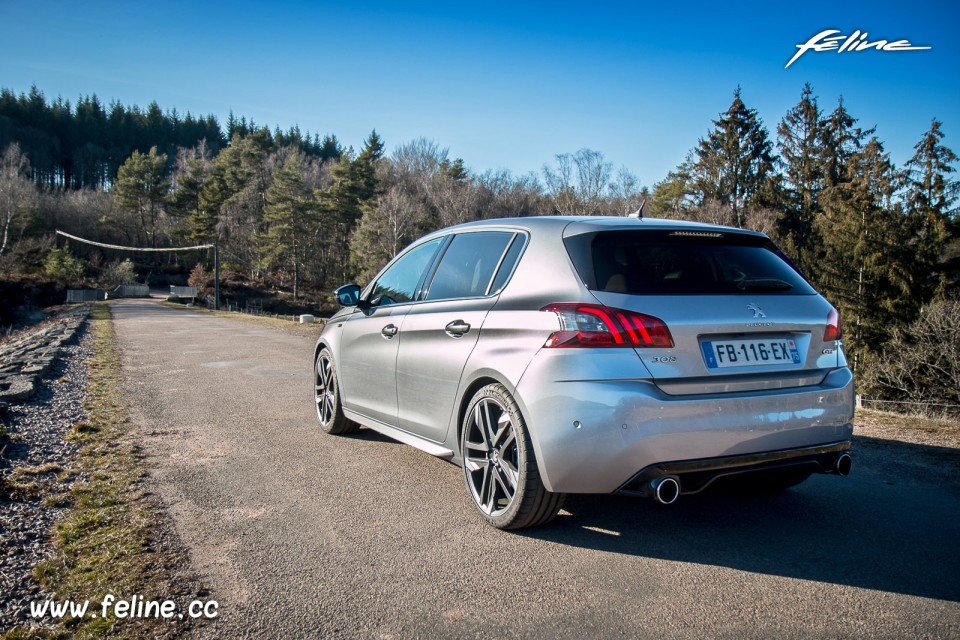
[481,401,497,446]
[492,463,515,497]
[480,463,494,512]
[321,360,332,389]
[464,438,489,454]
[464,456,488,473]
[492,412,511,447]
[499,458,519,489]
[497,429,515,455]
[474,403,491,447]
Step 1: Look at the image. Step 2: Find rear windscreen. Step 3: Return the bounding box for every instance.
[567,230,816,295]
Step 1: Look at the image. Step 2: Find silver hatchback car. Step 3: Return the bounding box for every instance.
[314,216,855,529]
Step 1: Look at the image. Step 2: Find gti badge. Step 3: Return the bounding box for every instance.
[747,303,766,319]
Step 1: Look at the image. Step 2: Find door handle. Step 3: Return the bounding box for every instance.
[381,324,399,339]
[445,319,471,337]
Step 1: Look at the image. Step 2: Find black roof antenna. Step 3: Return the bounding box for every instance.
[628,198,646,219]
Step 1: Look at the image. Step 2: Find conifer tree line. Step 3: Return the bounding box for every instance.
[0,84,957,410]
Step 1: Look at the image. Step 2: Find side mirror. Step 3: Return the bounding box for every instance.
[334,284,368,309]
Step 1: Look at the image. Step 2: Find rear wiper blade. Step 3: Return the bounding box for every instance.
[739,278,793,291]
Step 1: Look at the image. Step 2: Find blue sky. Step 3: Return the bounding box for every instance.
[1,1,958,187]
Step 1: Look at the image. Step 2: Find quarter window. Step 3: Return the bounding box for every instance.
[488,234,524,294]
[425,232,514,301]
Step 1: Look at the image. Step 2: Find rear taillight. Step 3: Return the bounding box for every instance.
[824,307,842,341]
[540,303,674,348]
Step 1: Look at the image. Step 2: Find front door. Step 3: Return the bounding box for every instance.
[336,237,445,426]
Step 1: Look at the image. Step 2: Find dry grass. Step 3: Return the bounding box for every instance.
[854,408,960,449]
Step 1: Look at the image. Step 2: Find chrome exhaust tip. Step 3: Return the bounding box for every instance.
[835,452,852,477]
[650,477,680,505]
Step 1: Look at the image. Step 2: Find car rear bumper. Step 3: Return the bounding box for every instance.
[515,358,856,494]
[616,440,851,497]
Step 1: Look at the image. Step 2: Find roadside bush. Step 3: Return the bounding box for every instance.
[97,258,137,289]
[42,247,85,287]
[188,263,211,300]
[861,298,960,416]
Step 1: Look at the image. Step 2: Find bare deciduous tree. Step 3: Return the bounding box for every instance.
[542,153,579,214]
[573,148,612,213]
[427,171,481,227]
[391,138,446,189]
[0,143,34,259]
[543,149,639,215]
[608,166,643,216]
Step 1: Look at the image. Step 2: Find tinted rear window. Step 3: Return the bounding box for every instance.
[568,230,816,295]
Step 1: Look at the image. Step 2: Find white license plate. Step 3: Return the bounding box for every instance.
[701,338,801,369]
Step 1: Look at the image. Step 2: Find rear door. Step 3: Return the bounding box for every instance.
[396,231,523,442]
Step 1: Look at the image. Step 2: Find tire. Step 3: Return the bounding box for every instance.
[314,348,357,435]
[460,383,565,530]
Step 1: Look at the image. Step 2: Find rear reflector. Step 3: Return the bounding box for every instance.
[541,303,674,348]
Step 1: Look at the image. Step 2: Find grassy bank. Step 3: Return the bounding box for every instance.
[3,303,202,640]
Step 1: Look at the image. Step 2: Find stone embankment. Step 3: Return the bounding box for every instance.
[1,307,92,630]
[0,306,90,404]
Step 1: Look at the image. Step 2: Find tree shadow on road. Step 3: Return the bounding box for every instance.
[520,437,960,603]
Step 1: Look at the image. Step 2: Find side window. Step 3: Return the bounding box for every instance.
[425,232,514,301]
[488,234,525,294]
[370,238,444,306]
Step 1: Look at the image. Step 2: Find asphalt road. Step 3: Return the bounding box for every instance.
[111,299,960,639]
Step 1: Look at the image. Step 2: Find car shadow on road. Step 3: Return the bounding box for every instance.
[520,438,960,603]
[344,427,404,446]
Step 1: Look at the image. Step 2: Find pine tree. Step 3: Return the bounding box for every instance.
[169,145,215,243]
[113,146,169,247]
[818,98,873,189]
[197,132,276,277]
[817,138,912,369]
[777,84,823,272]
[649,168,694,219]
[262,150,315,299]
[904,119,958,300]
[690,88,778,228]
[318,131,385,284]
[350,183,426,285]
[43,245,85,286]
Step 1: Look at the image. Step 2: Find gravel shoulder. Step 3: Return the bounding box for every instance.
[1,304,208,639]
[0,325,91,631]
